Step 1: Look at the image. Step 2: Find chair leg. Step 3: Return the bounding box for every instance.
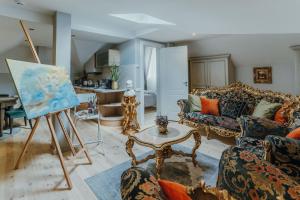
[9,117,13,134]
[29,119,33,129]
[24,117,27,126]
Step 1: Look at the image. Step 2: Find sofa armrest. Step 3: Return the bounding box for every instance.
[217,146,300,200]
[177,99,189,123]
[238,115,288,139]
[120,167,165,200]
[264,135,300,165]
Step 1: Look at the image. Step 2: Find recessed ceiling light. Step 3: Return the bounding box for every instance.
[192,32,197,36]
[14,0,25,6]
[110,13,175,25]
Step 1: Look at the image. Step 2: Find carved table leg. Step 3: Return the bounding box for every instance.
[192,130,201,167]
[126,139,137,166]
[155,150,164,178]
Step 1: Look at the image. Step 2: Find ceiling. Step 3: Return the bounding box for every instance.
[1,0,300,67]
[1,0,300,45]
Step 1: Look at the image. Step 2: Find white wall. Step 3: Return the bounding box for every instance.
[0,45,35,95]
[178,34,300,95]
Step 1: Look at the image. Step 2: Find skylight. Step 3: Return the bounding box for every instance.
[110,13,175,25]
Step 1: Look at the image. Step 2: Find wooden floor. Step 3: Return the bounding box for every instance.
[0,115,233,200]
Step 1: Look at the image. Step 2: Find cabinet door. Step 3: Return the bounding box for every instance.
[190,61,207,90]
[207,59,227,87]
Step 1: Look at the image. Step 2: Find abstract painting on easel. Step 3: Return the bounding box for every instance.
[6,59,79,119]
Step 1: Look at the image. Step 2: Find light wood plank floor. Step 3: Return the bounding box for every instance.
[0,116,233,200]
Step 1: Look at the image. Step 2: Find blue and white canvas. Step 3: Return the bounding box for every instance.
[6,59,80,119]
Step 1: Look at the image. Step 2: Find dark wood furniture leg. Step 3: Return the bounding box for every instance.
[0,103,3,137]
[29,119,33,129]
[24,117,27,126]
[9,117,13,134]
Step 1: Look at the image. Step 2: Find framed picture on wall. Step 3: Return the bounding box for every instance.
[253,66,272,84]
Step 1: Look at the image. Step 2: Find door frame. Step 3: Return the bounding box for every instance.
[138,40,165,126]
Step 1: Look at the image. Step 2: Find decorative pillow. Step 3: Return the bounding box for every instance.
[239,115,289,139]
[158,179,191,200]
[188,94,201,112]
[274,107,288,125]
[252,99,281,120]
[220,100,246,119]
[286,127,300,140]
[200,97,220,116]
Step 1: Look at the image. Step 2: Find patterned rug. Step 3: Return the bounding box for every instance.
[85,144,219,200]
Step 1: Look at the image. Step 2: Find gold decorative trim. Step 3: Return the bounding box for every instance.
[178,82,300,138]
[187,180,236,200]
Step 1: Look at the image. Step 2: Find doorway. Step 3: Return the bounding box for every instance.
[143,46,158,125]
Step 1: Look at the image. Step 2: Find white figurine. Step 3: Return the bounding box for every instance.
[124,80,135,96]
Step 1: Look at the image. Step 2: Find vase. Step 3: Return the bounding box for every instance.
[158,125,168,134]
[112,81,118,90]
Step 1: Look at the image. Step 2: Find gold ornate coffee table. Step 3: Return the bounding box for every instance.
[125,122,201,177]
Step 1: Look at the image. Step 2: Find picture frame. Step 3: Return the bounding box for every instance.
[253,66,272,84]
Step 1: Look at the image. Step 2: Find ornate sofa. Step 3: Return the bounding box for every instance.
[217,135,300,200]
[178,82,299,138]
[120,167,235,200]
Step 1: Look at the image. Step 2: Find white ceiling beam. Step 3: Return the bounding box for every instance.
[0,5,52,24]
[72,24,133,40]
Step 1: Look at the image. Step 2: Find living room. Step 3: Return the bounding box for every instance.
[0,1,299,200]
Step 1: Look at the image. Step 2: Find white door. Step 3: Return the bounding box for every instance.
[158,46,188,120]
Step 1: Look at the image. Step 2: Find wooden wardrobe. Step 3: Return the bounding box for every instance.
[189,54,235,91]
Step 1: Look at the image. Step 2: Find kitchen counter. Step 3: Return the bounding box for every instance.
[74,86,125,93]
[73,86,124,127]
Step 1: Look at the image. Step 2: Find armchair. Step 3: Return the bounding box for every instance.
[217,135,300,200]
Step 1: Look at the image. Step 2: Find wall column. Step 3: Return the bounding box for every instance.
[53,12,72,151]
[291,45,300,95]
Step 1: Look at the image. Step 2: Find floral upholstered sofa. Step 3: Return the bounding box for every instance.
[217,135,300,200]
[177,82,300,138]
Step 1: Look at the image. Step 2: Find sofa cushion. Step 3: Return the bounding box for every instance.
[188,94,201,112]
[252,99,281,120]
[185,112,241,132]
[236,137,265,159]
[239,115,288,139]
[287,127,300,140]
[120,167,165,200]
[158,179,191,200]
[200,97,220,116]
[217,146,300,200]
[220,100,246,119]
[266,136,300,183]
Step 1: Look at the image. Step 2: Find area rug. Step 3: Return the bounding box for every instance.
[85,144,219,200]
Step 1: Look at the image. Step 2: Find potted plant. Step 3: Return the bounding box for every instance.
[110,65,120,90]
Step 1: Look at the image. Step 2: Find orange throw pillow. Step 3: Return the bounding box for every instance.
[158,179,191,200]
[286,127,300,140]
[200,97,220,116]
[274,107,287,125]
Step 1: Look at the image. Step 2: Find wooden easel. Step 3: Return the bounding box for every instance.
[14,20,92,190]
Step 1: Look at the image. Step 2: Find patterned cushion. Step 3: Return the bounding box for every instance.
[239,115,288,139]
[220,100,246,119]
[265,135,300,183]
[188,94,201,112]
[185,112,241,132]
[252,99,281,120]
[120,167,165,200]
[236,137,264,159]
[217,146,300,200]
